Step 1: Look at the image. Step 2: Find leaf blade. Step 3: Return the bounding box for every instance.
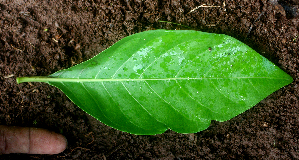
[17,30,293,135]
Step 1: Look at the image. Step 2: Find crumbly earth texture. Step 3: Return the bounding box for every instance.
[0,0,298,159]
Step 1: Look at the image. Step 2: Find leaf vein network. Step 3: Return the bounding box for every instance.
[248,79,259,94]
[174,79,212,113]
[80,82,116,125]
[145,81,192,122]
[101,81,148,130]
[172,39,216,113]
[121,82,165,125]
[138,37,192,79]
[210,81,235,105]
[112,35,164,79]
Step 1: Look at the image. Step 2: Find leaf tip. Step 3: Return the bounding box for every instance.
[285,73,294,85]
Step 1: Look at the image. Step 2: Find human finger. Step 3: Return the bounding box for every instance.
[0,125,67,154]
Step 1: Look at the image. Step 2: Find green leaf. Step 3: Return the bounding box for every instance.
[17,30,293,135]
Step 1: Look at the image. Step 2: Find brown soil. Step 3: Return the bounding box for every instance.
[1,0,298,159]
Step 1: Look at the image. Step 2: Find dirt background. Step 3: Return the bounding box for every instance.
[0,0,298,159]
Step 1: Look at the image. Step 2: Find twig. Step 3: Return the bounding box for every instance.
[85,132,94,146]
[158,20,191,28]
[246,11,265,39]
[70,146,90,153]
[188,4,221,14]
[10,44,23,52]
[4,74,14,78]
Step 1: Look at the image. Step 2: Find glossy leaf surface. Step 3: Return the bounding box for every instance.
[17,30,293,135]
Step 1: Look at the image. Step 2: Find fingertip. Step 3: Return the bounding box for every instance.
[55,133,68,154]
[49,131,67,154]
[29,128,67,154]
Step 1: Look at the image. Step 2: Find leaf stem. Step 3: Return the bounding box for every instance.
[17,77,53,84]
